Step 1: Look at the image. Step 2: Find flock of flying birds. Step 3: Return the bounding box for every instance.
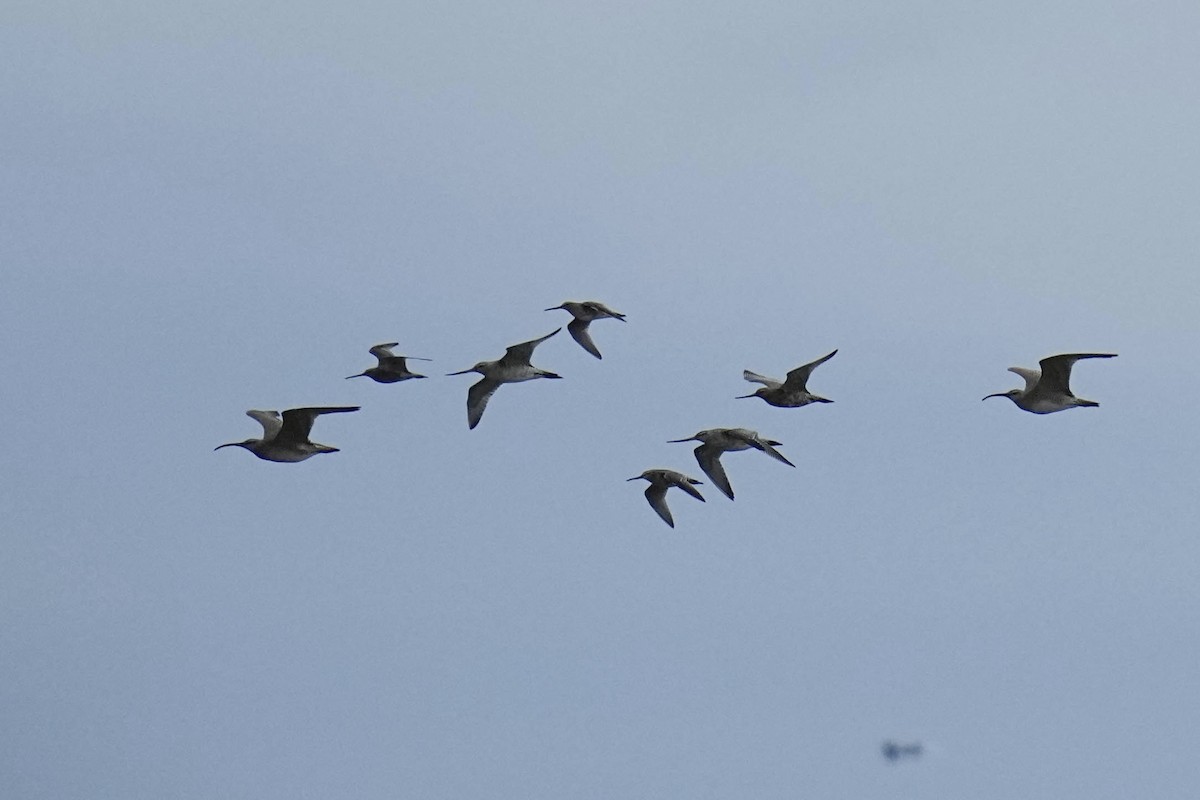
[216,299,1118,528]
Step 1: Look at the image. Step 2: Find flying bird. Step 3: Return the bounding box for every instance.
[545,300,626,359]
[346,343,431,383]
[627,469,706,528]
[668,428,795,500]
[447,329,563,429]
[739,349,838,407]
[215,407,360,462]
[881,741,923,762]
[983,353,1117,413]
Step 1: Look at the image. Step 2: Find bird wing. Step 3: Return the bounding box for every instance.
[1007,366,1041,392]
[583,301,626,320]
[742,370,781,388]
[673,477,706,503]
[784,349,837,389]
[643,484,675,527]
[369,343,399,361]
[746,435,796,467]
[466,378,501,429]
[695,444,734,500]
[567,318,603,359]
[245,409,283,441]
[279,406,360,443]
[1038,353,1117,395]
[499,328,561,368]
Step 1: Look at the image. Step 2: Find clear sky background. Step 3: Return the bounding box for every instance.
[3,1,1199,798]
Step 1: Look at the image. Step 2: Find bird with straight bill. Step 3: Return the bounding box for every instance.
[447,328,563,429]
[545,300,626,359]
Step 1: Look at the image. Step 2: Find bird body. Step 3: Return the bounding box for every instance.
[627,469,706,528]
[668,428,795,500]
[740,349,837,407]
[983,353,1116,413]
[216,407,360,462]
[545,300,626,359]
[346,343,431,383]
[448,328,563,429]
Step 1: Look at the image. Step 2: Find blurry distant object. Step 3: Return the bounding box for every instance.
[881,740,923,762]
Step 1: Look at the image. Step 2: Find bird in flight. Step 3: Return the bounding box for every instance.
[545,300,626,359]
[983,353,1116,413]
[447,329,563,429]
[215,407,360,462]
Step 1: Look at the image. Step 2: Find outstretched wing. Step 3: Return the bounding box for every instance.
[499,328,561,368]
[673,477,706,503]
[1038,353,1116,396]
[695,445,734,500]
[466,378,501,429]
[279,406,360,443]
[1007,366,1041,393]
[784,349,837,390]
[644,484,675,527]
[582,301,626,320]
[746,435,796,467]
[369,343,399,361]
[742,370,781,388]
[246,409,283,441]
[567,318,603,359]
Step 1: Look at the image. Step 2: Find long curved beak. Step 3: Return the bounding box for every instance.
[214,442,238,451]
[544,305,564,311]
[446,368,475,376]
[735,393,756,399]
[345,373,366,379]
[981,392,1005,401]
[625,476,641,481]
[667,437,696,443]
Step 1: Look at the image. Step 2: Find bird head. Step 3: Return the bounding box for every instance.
[982,389,1021,403]
[446,362,487,376]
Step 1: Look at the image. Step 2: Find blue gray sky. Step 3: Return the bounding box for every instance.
[3,1,1199,798]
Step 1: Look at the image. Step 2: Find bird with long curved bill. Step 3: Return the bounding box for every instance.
[983,353,1116,414]
[216,407,360,462]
